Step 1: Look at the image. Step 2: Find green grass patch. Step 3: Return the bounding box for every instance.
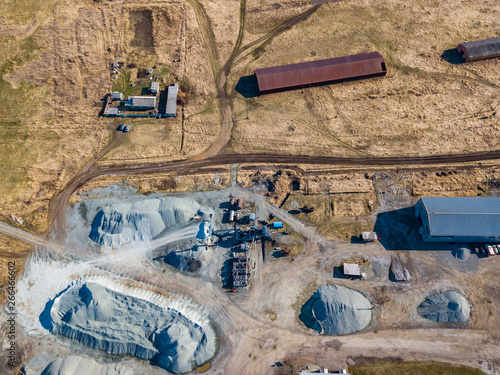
[350,361,485,375]
[111,67,171,98]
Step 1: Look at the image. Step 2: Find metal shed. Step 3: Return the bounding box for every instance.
[149,82,159,94]
[415,197,500,243]
[165,83,178,117]
[254,52,387,94]
[456,38,500,62]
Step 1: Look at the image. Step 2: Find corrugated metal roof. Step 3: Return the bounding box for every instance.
[343,263,361,276]
[420,197,500,237]
[165,84,178,115]
[125,96,156,108]
[254,52,386,93]
[106,107,119,115]
[457,38,500,61]
[167,83,178,97]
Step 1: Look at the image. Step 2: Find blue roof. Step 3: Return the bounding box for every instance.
[420,197,500,237]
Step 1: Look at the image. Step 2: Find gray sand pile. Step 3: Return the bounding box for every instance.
[158,240,225,281]
[418,291,470,323]
[41,356,134,375]
[89,197,213,246]
[44,282,216,373]
[300,285,372,335]
[452,245,471,261]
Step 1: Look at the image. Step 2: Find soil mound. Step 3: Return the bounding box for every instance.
[89,197,212,246]
[418,291,470,323]
[299,284,372,335]
[44,282,216,373]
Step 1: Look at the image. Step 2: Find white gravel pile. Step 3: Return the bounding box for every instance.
[300,285,372,335]
[89,197,213,246]
[43,280,216,374]
[41,356,134,375]
[418,291,470,323]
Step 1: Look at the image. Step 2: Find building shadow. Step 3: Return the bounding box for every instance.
[272,250,286,258]
[158,88,167,116]
[441,48,464,65]
[350,235,365,244]
[234,74,260,98]
[98,95,110,117]
[373,207,459,251]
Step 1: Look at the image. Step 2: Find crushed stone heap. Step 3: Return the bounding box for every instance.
[89,197,212,246]
[43,282,216,374]
[300,284,372,335]
[41,355,134,375]
[418,291,470,323]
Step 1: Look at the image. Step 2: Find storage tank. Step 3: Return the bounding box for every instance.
[228,210,235,222]
[236,198,243,209]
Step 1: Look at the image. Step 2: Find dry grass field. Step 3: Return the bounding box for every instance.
[228,0,500,157]
[0,0,499,231]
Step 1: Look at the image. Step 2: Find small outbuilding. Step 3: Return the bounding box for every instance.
[149,82,159,94]
[124,96,157,110]
[456,38,500,62]
[343,263,361,277]
[415,197,500,243]
[361,231,379,242]
[111,92,123,101]
[254,51,387,94]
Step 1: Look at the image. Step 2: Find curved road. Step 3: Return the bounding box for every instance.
[47,149,500,238]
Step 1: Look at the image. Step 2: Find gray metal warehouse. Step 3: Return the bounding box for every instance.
[415,197,500,243]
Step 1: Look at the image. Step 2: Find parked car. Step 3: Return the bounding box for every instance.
[494,245,500,255]
[486,245,495,256]
[124,125,130,132]
[480,246,486,255]
[117,123,124,131]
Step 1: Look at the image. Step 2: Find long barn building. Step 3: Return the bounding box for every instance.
[456,38,500,62]
[415,197,500,243]
[254,51,387,94]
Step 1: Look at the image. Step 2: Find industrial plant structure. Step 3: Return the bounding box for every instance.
[254,51,387,94]
[415,197,500,243]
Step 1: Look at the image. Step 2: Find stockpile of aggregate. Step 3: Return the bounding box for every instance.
[89,197,213,246]
[452,245,471,260]
[299,284,372,335]
[42,281,216,373]
[41,356,134,375]
[418,291,470,323]
[390,256,411,282]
